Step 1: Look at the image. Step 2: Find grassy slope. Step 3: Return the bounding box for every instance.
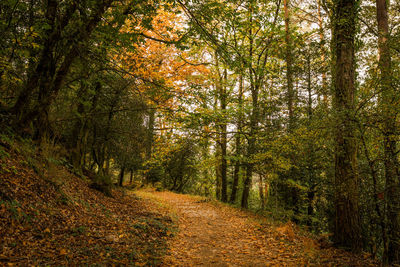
[0,136,175,266]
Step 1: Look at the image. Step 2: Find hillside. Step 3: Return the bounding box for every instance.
[0,138,175,266]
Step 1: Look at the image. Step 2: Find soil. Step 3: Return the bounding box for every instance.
[137,190,379,267]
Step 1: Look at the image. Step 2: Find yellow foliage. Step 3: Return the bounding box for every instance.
[114,7,209,110]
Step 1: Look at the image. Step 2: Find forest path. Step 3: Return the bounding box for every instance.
[134,190,377,266]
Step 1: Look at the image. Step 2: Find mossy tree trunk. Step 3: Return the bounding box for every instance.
[332,0,362,252]
[376,0,400,263]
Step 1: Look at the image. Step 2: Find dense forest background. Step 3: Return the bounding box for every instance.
[1,0,400,264]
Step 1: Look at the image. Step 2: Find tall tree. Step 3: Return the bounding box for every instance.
[214,53,229,202]
[11,0,117,139]
[230,74,244,203]
[220,66,228,203]
[317,0,329,103]
[241,0,257,209]
[332,0,362,251]
[376,0,400,263]
[284,0,294,129]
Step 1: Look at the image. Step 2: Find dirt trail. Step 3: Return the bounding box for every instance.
[136,190,378,267]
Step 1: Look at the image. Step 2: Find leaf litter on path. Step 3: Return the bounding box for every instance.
[136,190,379,267]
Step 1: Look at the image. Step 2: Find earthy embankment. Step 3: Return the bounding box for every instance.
[0,143,175,266]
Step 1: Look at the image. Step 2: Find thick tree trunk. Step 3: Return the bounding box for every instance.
[241,162,253,209]
[241,3,259,209]
[12,0,58,123]
[241,85,259,209]
[332,0,361,252]
[231,161,240,203]
[376,0,400,263]
[70,79,90,172]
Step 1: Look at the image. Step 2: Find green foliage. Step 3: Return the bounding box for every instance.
[1,0,399,261]
[90,174,113,197]
[145,137,199,193]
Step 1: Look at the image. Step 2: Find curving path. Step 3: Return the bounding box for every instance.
[136,190,379,267]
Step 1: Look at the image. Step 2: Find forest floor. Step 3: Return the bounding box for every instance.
[0,139,176,266]
[0,135,380,266]
[137,190,379,267]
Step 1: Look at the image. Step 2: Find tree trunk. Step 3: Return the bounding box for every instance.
[376,0,400,263]
[119,166,125,187]
[201,135,210,196]
[318,0,328,104]
[307,187,315,227]
[359,126,387,259]
[230,75,244,204]
[214,82,222,200]
[306,53,316,228]
[12,0,58,124]
[220,67,228,203]
[241,85,259,209]
[130,169,134,184]
[104,152,110,176]
[70,78,90,172]
[258,174,265,210]
[332,0,361,252]
[145,107,155,185]
[12,0,114,140]
[241,162,253,209]
[284,0,294,130]
[215,138,222,200]
[214,53,228,202]
[146,108,155,161]
[241,3,259,209]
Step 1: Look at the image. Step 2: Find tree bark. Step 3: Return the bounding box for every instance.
[215,138,222,200]
[214,81,222,200]
[220,67,228,203]
[241,85,259,208]
[130,169,134,184]
[318,0,328,104]
[230,75,244,204]
[241,2,259,209]
[146,108,155,161]
[258,174,265,210]
[332,0,362,252]
[376,0,400,263]
[119,166,125,187]
[284,0,294,130]
[214,53,228,202]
